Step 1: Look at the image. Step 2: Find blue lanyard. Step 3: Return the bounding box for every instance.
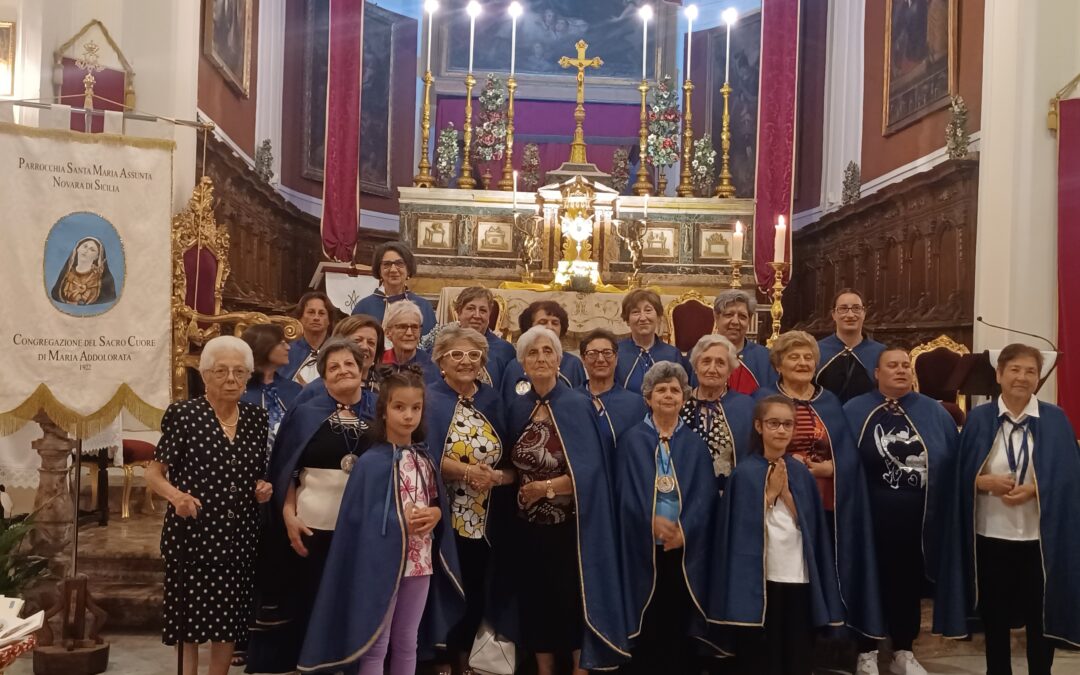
[1000,417,1031,484]
[657,437,673,475]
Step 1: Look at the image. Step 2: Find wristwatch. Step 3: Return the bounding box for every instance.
[545,479,556,500]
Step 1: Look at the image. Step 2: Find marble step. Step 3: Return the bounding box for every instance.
[78,554,163,585]
[88,581,164,632]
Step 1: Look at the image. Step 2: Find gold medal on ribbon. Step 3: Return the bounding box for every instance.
[655,475,676,494]
[515,380,532,395]
[340,454,357,474]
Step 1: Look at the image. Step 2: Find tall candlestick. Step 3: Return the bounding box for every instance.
[732,220,744,261]
[722,8,738,84]
[773,215,787,263]
[639,5,653,81]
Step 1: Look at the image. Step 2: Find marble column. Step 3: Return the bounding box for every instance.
[974,0,1080,400]
[30,412,74,572]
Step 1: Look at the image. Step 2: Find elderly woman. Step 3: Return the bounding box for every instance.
[241,323,303,447]
[491,326,630,674]
[681,334,755,488]
[501,300,586,398]
[453,286,515,388]
[617,362,721,674]
[713,289,777,394]
[426,325,512,673]
[352,241,437,338]
[756,330,885,642]
[578,328,647,449]
[145,336,273,675]
[246,338,374,674]
[615,289,687,394]
[281,291,336,384]
[293,314,385,416]
[382,300,437,379]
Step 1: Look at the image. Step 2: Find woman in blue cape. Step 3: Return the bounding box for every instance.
[490,326,630,674]
[933,345,1080,674]
[712,290,778,395]
[246,339,373,674]
[240,324,303,446]
[351,241,437,338]
[614,289,689,394]
[381,300,439,382]
[616,362,722,674]
[577,328,648,451]
[297,366,464,674]
[293,314,384,417]
[710,396,845,674]
[814,289,885,404]
[500,300,586,398]
[451,286,517,389]
[425,325,516,672]
[681,334,755,490]
[755,331,884,640]
[280,292,335,384]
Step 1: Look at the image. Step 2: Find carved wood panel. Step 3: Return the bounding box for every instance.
[789,158,978,348]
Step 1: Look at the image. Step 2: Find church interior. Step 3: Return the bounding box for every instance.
[1,0,1080,674]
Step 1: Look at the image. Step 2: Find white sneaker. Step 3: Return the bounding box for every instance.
[856,650,880,675]
[889,650,928,675]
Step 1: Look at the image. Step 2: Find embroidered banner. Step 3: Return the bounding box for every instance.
[0,122,173,438]
[1057,98,1080,426]
[753,0,801,289]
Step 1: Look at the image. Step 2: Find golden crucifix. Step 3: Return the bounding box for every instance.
[559,40,603,165]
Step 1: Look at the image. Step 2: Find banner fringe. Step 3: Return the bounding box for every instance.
[0,383,165,439]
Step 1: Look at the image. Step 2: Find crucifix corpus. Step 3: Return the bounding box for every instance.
[559,40,603,165]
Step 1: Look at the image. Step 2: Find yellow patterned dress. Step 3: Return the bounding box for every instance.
[444,400,502,539]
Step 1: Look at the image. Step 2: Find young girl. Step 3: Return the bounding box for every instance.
[296,366,464,674]
[710,395,844,675]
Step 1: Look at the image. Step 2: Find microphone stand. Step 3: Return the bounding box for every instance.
[975,316,1062,392]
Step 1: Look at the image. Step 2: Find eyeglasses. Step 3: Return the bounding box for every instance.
[446,349,483,363]
[207,367,251,381]
[834,305,865,315]
[582,348,616,361]
[381,259,408,269]
[762,418,795,431]
[392,323,421,334]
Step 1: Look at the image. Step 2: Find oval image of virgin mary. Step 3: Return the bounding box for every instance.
[44,212,125,316]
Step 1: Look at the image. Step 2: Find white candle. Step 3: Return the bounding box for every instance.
[722,8,738,84]
[685,5,697,80]
[732,220,744,261]
[643,193,649,220]
[508,2,522,76]
[639,5,653,81]
[466,1,482,73]
[425,0,438,73]
[513,170,518,210]
[773,215,787,264]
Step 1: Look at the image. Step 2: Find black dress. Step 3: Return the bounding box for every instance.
[156,397,269,645]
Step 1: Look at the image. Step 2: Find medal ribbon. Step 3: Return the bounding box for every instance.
[1000,415,1032,485]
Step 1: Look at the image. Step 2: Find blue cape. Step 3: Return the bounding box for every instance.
[279,336,320,381]
[242,372,303,410]
[709,454,845,630]
[352,289,437,336]
[297,442,465,672]
[721,390,756,465]
[578,384,648,452]
[483,330,517,389]
[932,400,1080,647]
[615,420,720,650]
[739,340,778,391]
[816,334,886,386]
[843,390,959,578]
[754,385,885,638]
[614,337,690,394]
[292,379,376,420]
[499,352,587,400]
[386,348,442,384]
[491,382,632,669]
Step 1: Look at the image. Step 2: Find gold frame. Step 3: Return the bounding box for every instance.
[54,19,137,109]
[0,21,14,97]
[882,0,957,135]
[663,290,712,349]
[203,0,253,98]
[910,333,970,409]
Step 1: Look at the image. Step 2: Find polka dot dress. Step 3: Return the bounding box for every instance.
[154,397,268,646]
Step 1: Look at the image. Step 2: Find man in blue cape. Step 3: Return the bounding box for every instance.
[844,346,959,675]
[489,379,632,670]
[933,344,1080,675]
[280,292,334,383]
[815,289,885,404]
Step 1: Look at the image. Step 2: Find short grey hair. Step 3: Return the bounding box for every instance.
[383,300,423,330]
[433,325,489,369]
[200,336,254,372]
[713,289,757,315]
[515,325,563,364]
[641,361,692,400]
[316,337,366,378]
[689,334,739,370]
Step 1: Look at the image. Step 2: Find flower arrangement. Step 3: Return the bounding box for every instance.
[610,147,630,193]
[646,76,680,171]
[474,73,508,163]
[691,134,716,196]
[435,124,460,188]
[521,143,541,191]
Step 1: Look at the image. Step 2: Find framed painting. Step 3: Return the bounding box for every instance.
[439,0,656,81]
[415,216,456,252]
[302,0,401,197]
[203,0,253,97]
[476,219,515,255]
[697,228,734,261]
[707,10,760,198]
[0,22,14,97]
[642,226,678,259]
[883,0,957,134]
